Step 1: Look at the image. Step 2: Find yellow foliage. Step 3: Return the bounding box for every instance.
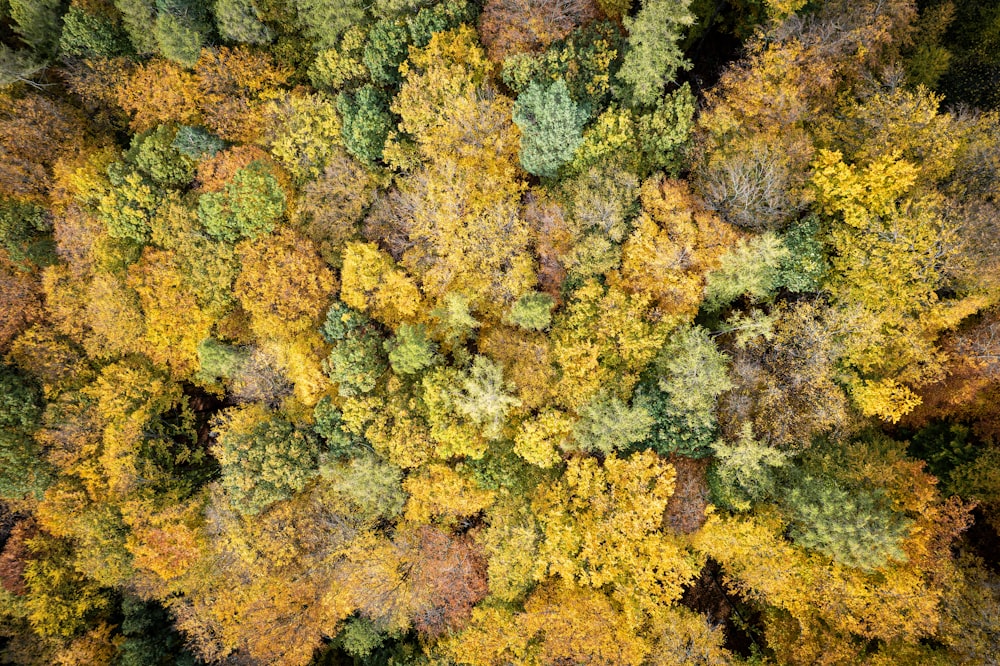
[340,241,423,328]
[551,280,668,408]
[513,409,574,467]
[235,229,337,339]
[128,248,213,378]
[403,464,495,526]
[532,452,700,618]
[851,378,924,423]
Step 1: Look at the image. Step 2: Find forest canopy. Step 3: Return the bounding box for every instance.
[1,0,1000,664]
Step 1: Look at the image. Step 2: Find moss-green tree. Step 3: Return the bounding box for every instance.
[213,404,321,515]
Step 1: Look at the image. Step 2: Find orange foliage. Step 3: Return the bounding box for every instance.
[115,59,204,132]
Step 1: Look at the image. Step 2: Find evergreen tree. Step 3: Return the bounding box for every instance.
[617,0,694,107]
[513,78,588,178]
[783,474,913,570]
[337,85,393,166]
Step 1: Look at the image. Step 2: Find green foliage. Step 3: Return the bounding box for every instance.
[513,78,589,178]
[197,161,286,241]
[638,325,731,458]
[22,533,112,638]
[634,82,695,176]
[0,364,50,500]
[129,125,197,188]
[214,0,273,45]
[320,452,406,520]
[708,423,789,510]
[294,0,367,51]
[117,597,198,666]
[406,0,478,47]
[339,617,386,658]
[500,21,623,109]
[213,405,321,515]
[775,215,829,293]
[505,292,555,331]
[0,197,51,267]
[58,6,134,58]
[0,363,43,431]
[337,84,393,165]
[313,396,359,458]
[99,164,165,244]
[617,0,694,107]
[783,474,913,570]
[8,0,63,55]
[363,18,409,86]
[113,0,157,53]
[386,323,437,375]
[172,125,225,159]
[571,391,654,455]
[196,338,248,382]
[153,0,212,67]
[702,232,789,312]
[322,302,389,396]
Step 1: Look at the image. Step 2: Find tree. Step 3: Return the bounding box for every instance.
[234,228,336,338]
[363,18,410,86]
[197,161,286,242]
[321,302,389,396]
[0,364,51,500]
[214,0,273,45]
[386,324,437,376]
[702,233,788,312]
[616,0,694,107]
[340,241,423,328]
[513,79,588,178]
[293,0,367,50]
[294,150,375,267]
[531,451,700,616]
[551,280,668,408]
[782,474,913,571]
[0,93,83,203]
[153,0,213,67]
[0,198,51,269]
[58,6,133,58]
[619,176,738,318]
[452,356,522,441]
[115,59,204,132]
[128,125,197,189]
[709,424,789,511]
[478,0,598,62]
[8,0,64,57]
[571,391,654,455]
[505,292,554,331]
[212,404,321,515]
[637,324,731,458]
[337,85,393,166]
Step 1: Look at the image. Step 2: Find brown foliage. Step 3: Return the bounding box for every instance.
[478,0,599,61]
[0,93,84,203]
[904,309,1000,439]
[0,269,44,354]
[0,520,37,596]
[663,455,709,535]
[195,145,272,193]
[405,525,489,636]
[295,150,376,267]
[523,192,571,300]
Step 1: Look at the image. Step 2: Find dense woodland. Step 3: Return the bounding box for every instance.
[1,0,1000,663]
